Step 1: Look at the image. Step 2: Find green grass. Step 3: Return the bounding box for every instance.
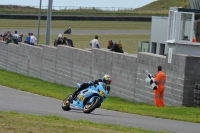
[38,34,150,54]
[140,0,189,9]
[0,111,164,133]
[0,19,151,30]
[0,69,200,123]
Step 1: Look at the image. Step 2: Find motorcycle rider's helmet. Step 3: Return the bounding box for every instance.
[58,34,62,38]
[102,75,112,85]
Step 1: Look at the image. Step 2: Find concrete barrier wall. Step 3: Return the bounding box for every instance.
[0,42,8,70]
[0,41,198,107]
[17,44,30,76]
[28,45,43,79]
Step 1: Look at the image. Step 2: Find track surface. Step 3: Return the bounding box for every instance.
[0,85,199,133]
[0,29,151,35]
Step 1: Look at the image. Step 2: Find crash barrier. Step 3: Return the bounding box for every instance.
[0,14,152,21]
[0,41,199,107]
[194,84,200,107]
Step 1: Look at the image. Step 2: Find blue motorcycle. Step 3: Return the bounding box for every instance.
[62,82,109,113]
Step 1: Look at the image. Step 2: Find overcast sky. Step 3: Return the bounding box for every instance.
[1,0,156,8]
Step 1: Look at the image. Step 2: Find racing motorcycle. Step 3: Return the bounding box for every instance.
[64,29,71,34]
[62,82,109,113]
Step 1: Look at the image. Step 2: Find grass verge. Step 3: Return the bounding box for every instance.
[0,69,200,123]
[0,19,151,30]
[0,111,164,133]
[0,7,168,16]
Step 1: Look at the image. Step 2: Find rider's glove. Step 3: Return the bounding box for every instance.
[88,81,94,86]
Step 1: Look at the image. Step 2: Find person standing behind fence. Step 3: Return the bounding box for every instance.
[24,33,31,44]
[64,37,74,47]
[30,33,37,46]
[5,31,13,44]
[154,66,166,107]
[13,31,20,44]
[90,35,100,48]
[54,34,64,47]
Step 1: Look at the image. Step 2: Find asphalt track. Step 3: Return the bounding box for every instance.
[0,29,151,35]
[0,85,199,133]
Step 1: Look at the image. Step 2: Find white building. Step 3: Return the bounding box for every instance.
[150,7,200,56]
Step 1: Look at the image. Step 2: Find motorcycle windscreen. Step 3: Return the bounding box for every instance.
[99,82,107,90]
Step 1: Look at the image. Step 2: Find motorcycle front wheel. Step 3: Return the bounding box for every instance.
[62,95,71,111]
[83,97,101,113]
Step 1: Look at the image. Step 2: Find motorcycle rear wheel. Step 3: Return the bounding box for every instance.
[62,95,71,111]
[83,97,100,113]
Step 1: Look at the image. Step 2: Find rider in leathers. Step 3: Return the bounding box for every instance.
[71,75,112,100]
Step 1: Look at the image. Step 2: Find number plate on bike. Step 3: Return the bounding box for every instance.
[100,90,105,97]
[78,95,84,101]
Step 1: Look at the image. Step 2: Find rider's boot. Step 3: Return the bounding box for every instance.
[70,90,79,103]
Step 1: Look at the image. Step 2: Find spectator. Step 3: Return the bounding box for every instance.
[19,34,23,42]
[13,31,20,44]
[118,40,123,49]
[108,40,123,50]
[110,42,124,53]
[54,34,64,47]
[30,33,37,45]
[90,35,100,48]
[5,31,13,44]
[64,37,74,47]
[3,32,8,41]
[107,40,113,49]
[24,33,31,44]
[0,35,3,41]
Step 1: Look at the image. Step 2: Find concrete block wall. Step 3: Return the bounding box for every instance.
[71,48,92,87]
[41,46,57,83]
[7,44,18,72]
[112,57,138,101]
[164,54,186,106]
[0,42,8,69]
[90,49,113,79]
[54,46,92,87]
[28,45,43,79]
[0,41,198,107]
[184,56,200,106]
[90,49,138,101]
[17,44,30,76]
[54,46,73,86]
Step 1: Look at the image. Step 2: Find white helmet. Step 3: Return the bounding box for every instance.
[58,34,62,38]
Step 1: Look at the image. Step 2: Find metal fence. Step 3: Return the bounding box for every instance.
[0,5,137,11]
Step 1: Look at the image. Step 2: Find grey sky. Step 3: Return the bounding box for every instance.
[1,0,155,8]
